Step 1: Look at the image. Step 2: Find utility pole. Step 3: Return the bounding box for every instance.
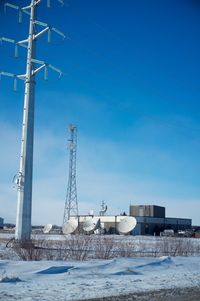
[0,0,65,241]
[63,124,78,225]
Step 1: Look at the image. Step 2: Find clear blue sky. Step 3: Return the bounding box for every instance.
[0,0,200,225]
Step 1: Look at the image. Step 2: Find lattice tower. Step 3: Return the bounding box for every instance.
[63,124,78,224]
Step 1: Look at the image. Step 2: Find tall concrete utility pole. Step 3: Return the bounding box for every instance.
[15,0,36,242]
[63,124,79,224]
[0,0,65,241]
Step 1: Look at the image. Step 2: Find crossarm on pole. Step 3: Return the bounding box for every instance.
[0,71,25,91]
[0,37,28,58]
[4,2,30,23]
[31,59,62,78]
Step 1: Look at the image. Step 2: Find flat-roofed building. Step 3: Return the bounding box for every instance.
[130,205,191,235]
[71,215,130,234]
[68,204,192,236]
[0,217,4,229]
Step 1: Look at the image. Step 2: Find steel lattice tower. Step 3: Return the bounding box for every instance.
[63,124,78,224]
[0,0,64,241]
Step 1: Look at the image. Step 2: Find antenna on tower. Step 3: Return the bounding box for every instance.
[0,0,65,241]
[99,200,107,216]
[63,124,78,226]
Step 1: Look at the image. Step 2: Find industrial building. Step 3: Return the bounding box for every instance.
[74,215,130,234]
[130,205,165,218]
[0,217,4,229]
[67,204,192,236]
[130,205,192,235]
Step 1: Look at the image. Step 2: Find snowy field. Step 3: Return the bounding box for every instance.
[1,256,200,300]
[0,234,200,300]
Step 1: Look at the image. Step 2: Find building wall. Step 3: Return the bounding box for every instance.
[0,217,4,229]
[72,215,130,234]
[132,216,192,235]
[153,206,165,218]
[130,205,165,218]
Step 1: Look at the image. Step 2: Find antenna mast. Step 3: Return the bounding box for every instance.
[0,0,64,241]
[63,124,78,224]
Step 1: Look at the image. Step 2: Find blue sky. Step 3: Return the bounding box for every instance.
[1,0,200,225]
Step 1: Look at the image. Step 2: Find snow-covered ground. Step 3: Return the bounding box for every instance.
[0,234,200,300]
[0,256,200,300]
[1,233,200,261]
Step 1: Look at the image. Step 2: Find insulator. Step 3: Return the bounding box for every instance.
[48,29,51,43]
[19,11,22,23]
[47,0,51,8]
[14,77,17,91]
[15,45,18,58]
[44,67,48,80]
